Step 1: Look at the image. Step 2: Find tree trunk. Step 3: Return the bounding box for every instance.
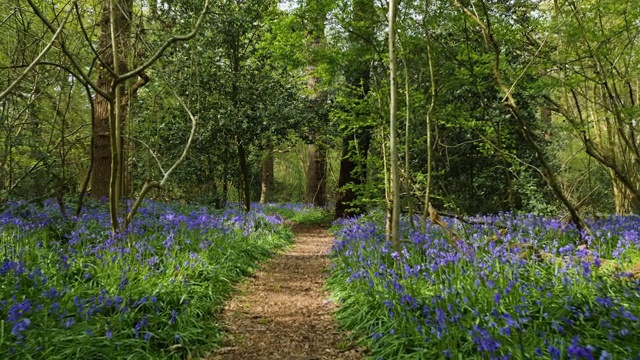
[382,127,392,242]
[334,0,374,219]
[388,0,401,251]
[303,2,328,208]
[611,172,640,214]
[238,140,251,212]
[335,129,372,218]
[91,93,111,199]
[402,55,414,228]
[422,27,436,232]
[222,160,228,208]
[305,143,326,206]
[91,0,131,200]
[260,152,274,204]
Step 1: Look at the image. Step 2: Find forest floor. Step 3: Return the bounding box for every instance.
[205,224,365,360]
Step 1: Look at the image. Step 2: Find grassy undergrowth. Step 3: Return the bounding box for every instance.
[327,213,640,359]
[0,200,293,359]
[260,203,333,226]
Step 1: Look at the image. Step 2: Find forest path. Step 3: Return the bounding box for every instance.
[205,224,364,360]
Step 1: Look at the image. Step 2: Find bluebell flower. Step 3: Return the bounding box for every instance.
[63,317,75,329]
[599,350,611,360]
[595,297,613,308]
[549,345,561,359]
[11,318,31,339]
[170,310,178,325]
[567,336,593,359]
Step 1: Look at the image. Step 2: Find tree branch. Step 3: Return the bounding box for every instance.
[452,0,591,236]
[25,0,111,100]
[123,86,198,229]
[0,5,72,101]
[116,0,210,82]
[73,1,115,78]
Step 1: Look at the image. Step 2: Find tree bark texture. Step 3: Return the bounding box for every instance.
[305,143,326,206]
[260,152,274,204]
[611,171,640,214]
[388,0,400,250]
[303,1,328,207]
[90,0,131,200]
[238,140,251,212]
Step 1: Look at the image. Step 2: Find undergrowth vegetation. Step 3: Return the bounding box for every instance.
[260,203,333,225]
[328,213,640,359]
[0,199,293,359]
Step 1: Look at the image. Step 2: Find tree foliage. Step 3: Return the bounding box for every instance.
[1,0,638,220]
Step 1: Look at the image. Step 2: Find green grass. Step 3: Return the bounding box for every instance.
[260,203,333,226]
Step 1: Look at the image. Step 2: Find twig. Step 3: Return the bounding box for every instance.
[123,85,198,229]
[0,5,73,101]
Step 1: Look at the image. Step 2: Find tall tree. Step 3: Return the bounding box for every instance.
[90,0,133,200]
[260,150,275,204]
[303,0,330,207]
[334,0,376,218]
[388,0,400,250]
[24,0,209,230]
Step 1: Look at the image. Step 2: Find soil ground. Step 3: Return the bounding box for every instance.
[205,224,365,360]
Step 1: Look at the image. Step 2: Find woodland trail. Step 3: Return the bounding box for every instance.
[205,224,364,360]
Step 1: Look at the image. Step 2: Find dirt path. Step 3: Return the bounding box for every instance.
[205,224,364,360]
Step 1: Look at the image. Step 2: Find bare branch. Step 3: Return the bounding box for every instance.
[116,0,210,82]
[73,1,115,78]
[130,137,166,174]
[25,0,111,100]
[0,8,17,27]
[452,0,591,236]
[0,5,72,101]
[123,86,198,229]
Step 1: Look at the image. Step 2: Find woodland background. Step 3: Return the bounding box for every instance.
[2,0,639,223]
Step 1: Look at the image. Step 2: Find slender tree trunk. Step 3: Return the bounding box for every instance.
[237,140,251,212]
[401,54,414,228]
[222,160,228,208]
[229,31,250,212]
[388,0,400,251]
[382,128,392,242]
[422,30,436,232]
[260,151,274,204]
